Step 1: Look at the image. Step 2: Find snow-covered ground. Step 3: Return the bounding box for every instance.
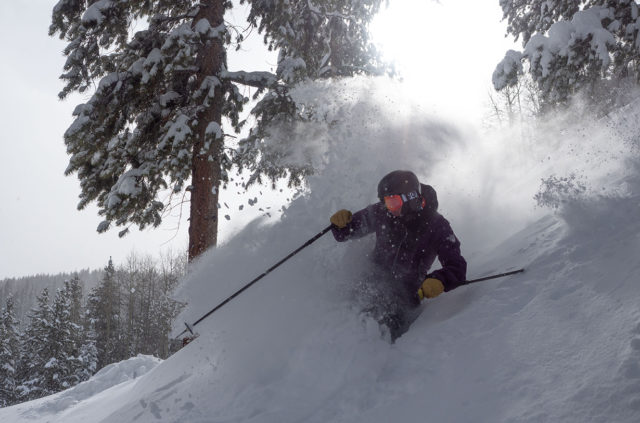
[3,78,640,422]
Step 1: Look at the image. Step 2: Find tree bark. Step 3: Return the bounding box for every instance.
[188,0,226,261]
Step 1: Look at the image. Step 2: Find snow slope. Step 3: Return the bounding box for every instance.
[2,355,162,422]
[2,78,640,423]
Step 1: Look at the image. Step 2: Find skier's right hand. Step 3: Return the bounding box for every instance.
[330,209,353,228]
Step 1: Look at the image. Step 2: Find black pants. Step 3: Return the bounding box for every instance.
[352,266,421,342]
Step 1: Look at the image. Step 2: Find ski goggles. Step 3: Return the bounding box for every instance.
[383,191,420,217]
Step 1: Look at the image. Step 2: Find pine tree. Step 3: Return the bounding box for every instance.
[65,275,84,330]
[61,277,98,388]
[494,0,640,111]
[40,287,76,393]
[87,258,122,369]
[74,314,98,385]
[0,296,21,407]
[50,0,385,260]
[17,288,53,401]
[15,283,94,399]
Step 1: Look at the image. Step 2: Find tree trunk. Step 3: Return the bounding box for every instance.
[188,0,226,261]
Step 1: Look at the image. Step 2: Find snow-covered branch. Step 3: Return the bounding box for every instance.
[221,70,278,88]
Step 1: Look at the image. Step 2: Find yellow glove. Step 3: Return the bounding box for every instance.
[330,209,353,228]
[418,278,444,300]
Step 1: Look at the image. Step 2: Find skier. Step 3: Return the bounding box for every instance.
[330,170,467,340]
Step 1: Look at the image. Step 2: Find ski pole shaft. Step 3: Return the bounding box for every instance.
[175,224,334,339]
[465,268,525,284]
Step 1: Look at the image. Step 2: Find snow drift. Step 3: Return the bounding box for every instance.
[2,77,640,422]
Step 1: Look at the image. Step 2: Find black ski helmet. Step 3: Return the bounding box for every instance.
[377,170,424,216]
[377,170,421,199]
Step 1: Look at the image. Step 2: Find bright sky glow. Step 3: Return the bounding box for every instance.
[370,0,517,122]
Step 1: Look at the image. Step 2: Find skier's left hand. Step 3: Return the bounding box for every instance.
[330,209,353,228]
[418,278,444,300]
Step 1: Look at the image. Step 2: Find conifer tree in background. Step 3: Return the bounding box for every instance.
[75,318,98,385]
[65,276,84,330]
[494,0,640,112]
[50,0,386,260]
[40,287,76,393]
[18,283,88,396]
[87,259,122,369]
[61,277,98,388]
[17,288,53,401]
[0,297,21,407]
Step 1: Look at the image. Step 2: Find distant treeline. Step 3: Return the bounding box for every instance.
[0,270,103,330]
[0,252,187,408]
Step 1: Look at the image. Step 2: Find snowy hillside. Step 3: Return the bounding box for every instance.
[2,78,640,422]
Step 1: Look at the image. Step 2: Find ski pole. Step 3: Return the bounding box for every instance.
[175,224,334,339]
[465,268,525,284]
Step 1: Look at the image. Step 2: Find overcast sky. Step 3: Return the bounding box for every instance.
[0,0,515,279]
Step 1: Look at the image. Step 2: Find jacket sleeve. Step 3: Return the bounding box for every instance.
[428,218,467,292]
[331,204,378,242]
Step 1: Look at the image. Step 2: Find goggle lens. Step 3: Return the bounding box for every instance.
[384,195,404,216]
